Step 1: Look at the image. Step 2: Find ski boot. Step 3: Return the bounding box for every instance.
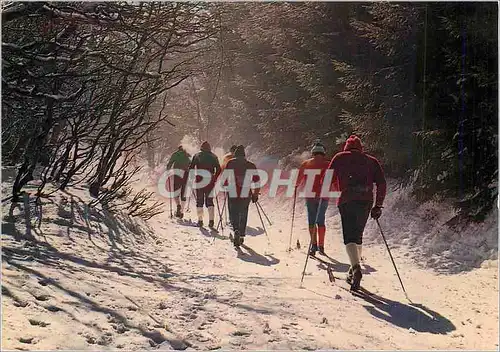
[346,266,353,285]
[350,264,362,292]
[233,231,241,248]
[318,246,325,256]
[208,220,215,228]
[174,205,182,218]
[308,244,318,257]
[239,235,245,245]
[197,220,203,227]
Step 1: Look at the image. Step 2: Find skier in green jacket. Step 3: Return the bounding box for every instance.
[166,146,191,218]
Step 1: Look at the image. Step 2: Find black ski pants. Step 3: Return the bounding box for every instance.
[196,186,214,208]
[228,197,251,236]
[338,200,372,245]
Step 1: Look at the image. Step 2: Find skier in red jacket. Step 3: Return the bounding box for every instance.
[296,140,330,256]
[328,135,387,291]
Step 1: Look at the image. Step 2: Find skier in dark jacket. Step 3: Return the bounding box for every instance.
[189,141,221,227]
[327,135,386,291]
[222,145,260,247]
[166,146,191,218]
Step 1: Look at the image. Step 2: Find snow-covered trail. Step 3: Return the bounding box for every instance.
[2,188,498,350]
[145,195,498,350]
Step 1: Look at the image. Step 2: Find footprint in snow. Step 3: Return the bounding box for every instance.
[231,330,251,337]
[37,279,51,286]
[45,305,63,312]
[19,337,35,344]
[112,323,129,334]
[29,319,50,327]
[32,292,51,301]
[97,333,113,346]
[85,335,97,344]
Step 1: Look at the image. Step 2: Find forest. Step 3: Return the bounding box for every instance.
[2,2,498,221]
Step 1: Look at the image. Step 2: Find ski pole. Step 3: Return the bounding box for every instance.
[254,201,270,245]
[225,193,229,225]
[300,241,313,286]
[216,193,227,232]
[186,188,191,213]
[183,174,191,214]
[211,194,223,244]
[168,174,173,218]
[191,189,198,219]
[376,219,410,301]
[288,187,297,252]
[256,201,272,226]
[300,198,325,285]
[215,194,224,232]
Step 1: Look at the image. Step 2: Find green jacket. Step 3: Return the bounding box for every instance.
[167,150,191,170]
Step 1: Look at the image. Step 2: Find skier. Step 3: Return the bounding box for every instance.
[166,146,191,218]
[296,140,331,256]
[327,135,386,291]
[222,145,260,247]
[189,141,221,228]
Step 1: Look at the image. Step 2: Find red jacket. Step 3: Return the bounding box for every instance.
[328,150,386,206]
[296,157,331,199]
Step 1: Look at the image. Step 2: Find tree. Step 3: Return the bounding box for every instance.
[334,2,498,219]
[3,2,221,209]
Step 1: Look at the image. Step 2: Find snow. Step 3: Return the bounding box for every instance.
[1,167,498,350]
[362,181,498,274]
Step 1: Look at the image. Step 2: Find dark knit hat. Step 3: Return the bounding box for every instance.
[230,145,237,153]
[344,135,363,151]
[234,145,246,158]
[201,141,211,151]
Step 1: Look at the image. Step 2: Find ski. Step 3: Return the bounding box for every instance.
[308,254,373,295]
[308,254,337,267]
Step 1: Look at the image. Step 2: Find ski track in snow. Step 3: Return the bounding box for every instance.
[1,182,498,350]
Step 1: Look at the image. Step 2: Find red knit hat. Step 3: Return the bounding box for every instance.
[344,135,363,151]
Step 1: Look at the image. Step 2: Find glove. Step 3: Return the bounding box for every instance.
[370,206,382,220]
[251,193,259,203]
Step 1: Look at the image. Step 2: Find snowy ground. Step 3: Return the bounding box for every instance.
[1,178,498,350]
